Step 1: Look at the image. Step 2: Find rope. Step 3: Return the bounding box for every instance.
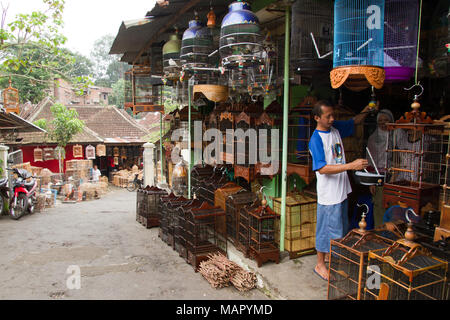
[415,0,423,85]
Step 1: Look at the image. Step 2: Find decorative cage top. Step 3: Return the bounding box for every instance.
[163,33,182,82]
[181,17,214,70]
[333,0,385,68]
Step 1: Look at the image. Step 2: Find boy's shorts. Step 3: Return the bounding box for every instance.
[315,199,348,253]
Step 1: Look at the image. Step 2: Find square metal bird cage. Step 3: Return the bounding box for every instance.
[185,202,227,271]
[273,192,317,259]
[328,223,395,300]
[365,230,448,300]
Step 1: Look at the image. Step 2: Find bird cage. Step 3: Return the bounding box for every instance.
[113,147,120,157]
[158,193,178,243]
[172,161,188,197]
[273,191,317,259]
[43,147,55,161]
[219,1,265,70]
[440,132,450,235]
[383,92,445,215]
[233,111,256,183]
[162,31,182,83]
[123,65,164,115]
[287,96,317,184]
[143,186,168,228]
[166,196,192,248]
[175,198,204,259]
[290,0,334,75]
[383,0,420,82]
[2,78,20,114]
[214,182,243,238]
[225,190,258,245]
[219,112,235,164]
[196,167,229,205]
[328,213,395,300]
[191,164,214,194]
[365,224,448,300]
[185,202,227,271]
[330,0,386,91]
[255,112,280,178]
[96,144,106,157]
[136,186,148,223]
[33,147,43,162]
[247,199,280,267]
[85,145,95,160]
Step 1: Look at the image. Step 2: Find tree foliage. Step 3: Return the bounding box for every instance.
[48,102,84,148]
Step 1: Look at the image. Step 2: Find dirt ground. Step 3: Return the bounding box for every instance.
[0,187,268,300]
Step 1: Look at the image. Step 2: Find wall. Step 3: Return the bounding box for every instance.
[20,144,83,173]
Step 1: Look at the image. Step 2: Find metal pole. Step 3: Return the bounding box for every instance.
[160,111,163,183]
[188,81,192,199]
[280,6,290,252]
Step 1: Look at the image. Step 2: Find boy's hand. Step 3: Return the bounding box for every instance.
[349,159,369,171]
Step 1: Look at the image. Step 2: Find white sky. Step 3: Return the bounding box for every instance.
[3,0,157,57]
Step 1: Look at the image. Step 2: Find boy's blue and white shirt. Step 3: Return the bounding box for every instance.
[308,119,354,206]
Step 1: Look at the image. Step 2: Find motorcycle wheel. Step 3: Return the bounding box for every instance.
[126,181,137,192]
[28,197,35,214]
[9,194,27,220]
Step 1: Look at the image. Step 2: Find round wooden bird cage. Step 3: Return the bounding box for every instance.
[330,0,386,91]
[2,78,20,114]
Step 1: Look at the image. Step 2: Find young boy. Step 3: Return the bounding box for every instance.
[309,100,372,281]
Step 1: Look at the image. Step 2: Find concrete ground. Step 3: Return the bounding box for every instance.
[0,187,327,300]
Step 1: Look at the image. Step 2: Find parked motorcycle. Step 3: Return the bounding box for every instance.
[8,168,37,220]
[0,175,9,215]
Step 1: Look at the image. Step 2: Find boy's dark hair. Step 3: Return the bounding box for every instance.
[312,100,333,118]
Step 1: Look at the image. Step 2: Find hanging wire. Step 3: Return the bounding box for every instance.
[414,0,423,85]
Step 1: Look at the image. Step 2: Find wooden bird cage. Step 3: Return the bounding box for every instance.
[383,100,444,215]
[191,164,215,195]
[219,112,234,165]
[214,182,243,238]
[237,199,262,257]
[196,167,229,205]
[123,64,164,115]
[138,186,168,229]
[365,225,448,300]
[85,145,95,160]
[33,147,43,162]
[96,144,106,157]
[136,187,147,223]
[328,218,396,300]
[185,202,227,271]
[286,96,317,184]
[166,195,192,248]
[43,147,55,161]
[73,145,83,158]
[2,78,20,114]
[158,193,189,246]
[437,131,450,240]
[233,111,256,183]
[175,198,204,259]
[273,191,317,259]
[225,190,259,246]
[247,200,280,267]
[255,112,280,179]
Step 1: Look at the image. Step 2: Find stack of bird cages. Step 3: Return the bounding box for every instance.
[273,191,317,259]
[233,111,256,183]
[175,198,203,259]
[287,96,317,185]
[142,186,168,229]
[166,196,192,248]
[158,193,179,243]
[196,167,229,205]
[383,99,445,214]
[225,190,258,246]
[248,200,280,267]
[214,182,243,238]
[185,202,227,271]
[191,165,214,195]
[365,225,448,300]
[136,186,149,222]
[328,214,397,300]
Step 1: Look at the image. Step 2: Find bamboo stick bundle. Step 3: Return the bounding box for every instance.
[230,269,257,292]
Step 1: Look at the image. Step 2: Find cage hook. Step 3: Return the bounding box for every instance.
[405,208,418,223]
[404,82,424,100]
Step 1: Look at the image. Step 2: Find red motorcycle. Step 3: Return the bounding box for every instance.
[8,168,37,220]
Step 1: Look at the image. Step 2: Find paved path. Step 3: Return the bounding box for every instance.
[0,188,267,300]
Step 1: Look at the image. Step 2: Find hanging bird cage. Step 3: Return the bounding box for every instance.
[330,0,386,91]
[219,112,235,164]
[383,87,445,215]
[290,0,334,75]
[219,1,265,70]
[96,144,106,157]
[255,112,280,178]
[384,0,420,82]
[172,160,188,197]
[43,147,55,161]
[225,190,258,246]
[123,64,164,115]
[162,31,182,83]
[72,145,83,158]
[2,78,20,114]
[273,191,318,259]
[247,198,280,267]
[85,145,95,160]
[365,224,448,300]
[287,96,317,184]
[33,147,43,162]
[233,111,256,183]
[185,202,228,271]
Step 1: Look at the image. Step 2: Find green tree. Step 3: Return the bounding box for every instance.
[109,78,125,108]
[34,103,84,173]
[0,0,91,103]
